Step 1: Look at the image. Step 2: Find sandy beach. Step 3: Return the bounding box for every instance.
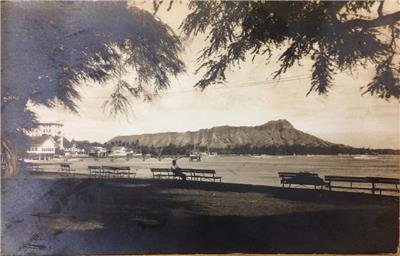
[34,155,400,194]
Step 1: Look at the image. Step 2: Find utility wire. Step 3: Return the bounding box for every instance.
[164,75,311,95]
[80,75,311,98]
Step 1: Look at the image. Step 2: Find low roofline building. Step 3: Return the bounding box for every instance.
[27,122,64,150]
[26,135,56,160]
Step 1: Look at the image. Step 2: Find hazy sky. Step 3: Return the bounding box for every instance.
[30,1,400,149]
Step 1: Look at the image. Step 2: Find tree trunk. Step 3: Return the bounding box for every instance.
[1,139,20,177]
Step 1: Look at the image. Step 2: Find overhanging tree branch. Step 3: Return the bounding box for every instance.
[343,11,400,29]
[181,1,399,100]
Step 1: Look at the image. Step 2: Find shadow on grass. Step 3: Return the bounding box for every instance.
[138,178,399,205]
[5,175,399,254]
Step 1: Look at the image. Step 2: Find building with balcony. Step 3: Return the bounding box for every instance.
[27,122,64,150]
[88,146,108,158]
[26,135,56,160]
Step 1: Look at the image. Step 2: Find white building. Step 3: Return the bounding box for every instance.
[89,146,107,158]
[28,122,64,149]
[109,146,128,157]
[64,143,86,157]
[26,136,56,160]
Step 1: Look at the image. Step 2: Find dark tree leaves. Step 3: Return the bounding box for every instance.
[308,46,334,95]
[1,1,185,174]
[181,1,400,99]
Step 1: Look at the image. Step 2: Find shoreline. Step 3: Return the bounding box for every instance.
[22,154,400,196]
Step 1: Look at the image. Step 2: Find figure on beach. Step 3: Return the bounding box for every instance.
[171,159,186,181]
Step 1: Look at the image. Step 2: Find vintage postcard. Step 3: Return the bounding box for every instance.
[1,1,399,255]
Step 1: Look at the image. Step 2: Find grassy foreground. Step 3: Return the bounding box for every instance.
[2,173,399,255]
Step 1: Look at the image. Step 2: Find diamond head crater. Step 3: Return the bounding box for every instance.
[105,120,399,155]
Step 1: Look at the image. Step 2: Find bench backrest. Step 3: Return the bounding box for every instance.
[88,165,102,170]
[279,171,318,178]
[183,168,216,175]
[102,166,130,171]
[116,166,130,171]
[150,168,216,175]
[60,164,71,171]
[150,168,171,173]
[278,172,297,177]
[325,176,370,183]
[367,177,400,184]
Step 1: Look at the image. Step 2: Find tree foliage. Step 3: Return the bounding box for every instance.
[1,1,185,174]
[2,1,399,175]
[179,1,400,99]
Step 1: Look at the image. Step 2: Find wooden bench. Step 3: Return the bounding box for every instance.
[150,168,193,179]
[368,177,400,195]
[150,168,222,182]
[184,168,221,182]
[88,165,103,177]
[278,171,327,189]
[101,166,135,179]
[26,164,43,172]
[59,163,75,176]
[325,176,370,191]
[325,175,400,195]
[150,168,175,179]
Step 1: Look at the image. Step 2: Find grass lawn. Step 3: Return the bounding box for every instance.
[2,173,399,255]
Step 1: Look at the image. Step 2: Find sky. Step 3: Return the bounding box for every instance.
[30,1,400,149]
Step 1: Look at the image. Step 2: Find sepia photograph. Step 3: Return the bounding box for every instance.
[1,0,399,255]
